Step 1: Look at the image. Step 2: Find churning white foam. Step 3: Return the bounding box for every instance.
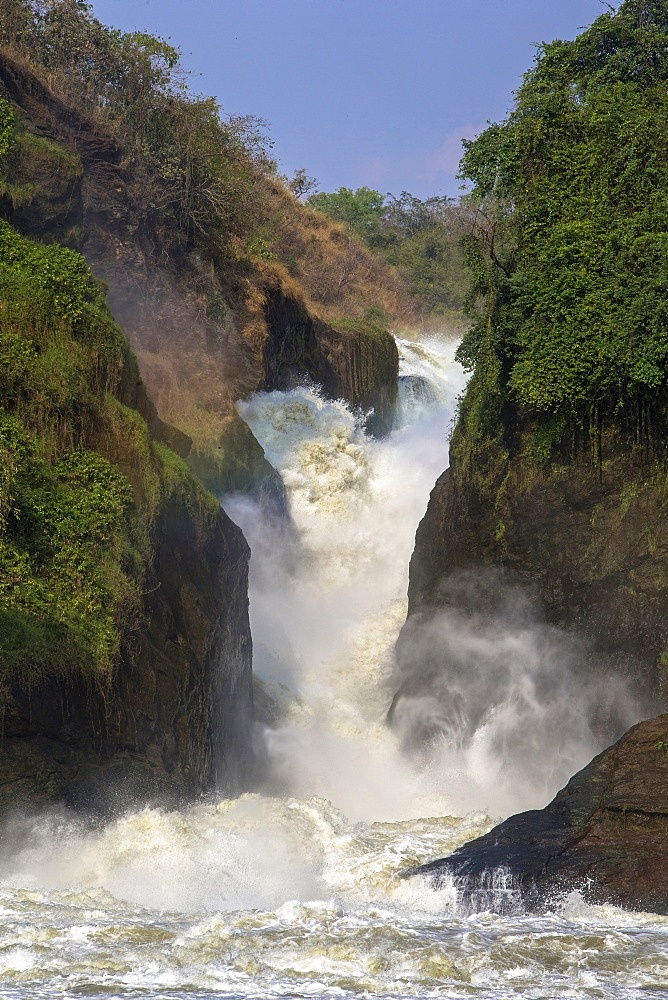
[0,794,478,915]
[226,333,635,822]
[227,336,470,821]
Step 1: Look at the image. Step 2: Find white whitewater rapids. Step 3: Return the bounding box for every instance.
[1,335,667,999]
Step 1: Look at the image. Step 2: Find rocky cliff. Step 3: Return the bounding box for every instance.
[0,52,399,500]
[255,285,398,435]
[0,48,398,814]
[0,210,253,813]
[2,494,252,813]
[395,396,668,721]
[394,0,668,728]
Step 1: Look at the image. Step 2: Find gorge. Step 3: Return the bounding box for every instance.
[4,332,666,999]
[3,1,668,997]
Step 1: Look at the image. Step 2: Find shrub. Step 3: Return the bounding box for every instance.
[0,221,220,685]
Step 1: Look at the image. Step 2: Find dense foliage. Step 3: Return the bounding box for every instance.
[457,0,668,447]
[0,92,13,161]
[308,187,471,318]
[0,218,216,682]
[0,415,133,676]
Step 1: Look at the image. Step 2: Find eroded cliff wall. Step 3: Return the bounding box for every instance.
[0,48,400,813]
[0,53,399,499]
[0,205,253,814]
[396,401,668,730]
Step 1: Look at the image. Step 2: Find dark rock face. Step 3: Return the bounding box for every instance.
[0,498,252,814]
[0,52,120,244]
[261,287,399,435]
[402,419,668,709]
[410,715,668,915]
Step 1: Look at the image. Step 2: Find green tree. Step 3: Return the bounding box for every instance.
[457,0,668,433]
[381,192,472,315]
[308,186,388,246]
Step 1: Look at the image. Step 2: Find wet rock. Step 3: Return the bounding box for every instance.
[188,409,288,516]
[400,411,668,709]
[251,281,399,436]
[0,495,253,815]
[410,715,668,915]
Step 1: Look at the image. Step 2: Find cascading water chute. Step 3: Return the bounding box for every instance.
[224,334,636,822]
[225,336,471,821]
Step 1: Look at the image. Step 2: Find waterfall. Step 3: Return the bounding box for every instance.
[223,334,634,821]
[224,336,466,821]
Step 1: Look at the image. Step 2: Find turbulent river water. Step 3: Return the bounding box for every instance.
[1,336,668,999]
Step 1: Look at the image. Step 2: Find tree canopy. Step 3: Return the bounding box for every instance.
[308,186,471,317]
[457,0,668,423]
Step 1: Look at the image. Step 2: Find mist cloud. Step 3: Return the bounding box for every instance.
[390,569,643,816]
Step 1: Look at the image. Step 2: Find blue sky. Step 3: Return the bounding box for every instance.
[91,0,604,199]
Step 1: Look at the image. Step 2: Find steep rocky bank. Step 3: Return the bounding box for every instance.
[394,407,668,720]
[392,390,668,908]
[2,497,252,813]
[392,1,668,913]
[253,282,398,435]
[410,714,668,915]
[0,211,253,813]
[0,52,399,499]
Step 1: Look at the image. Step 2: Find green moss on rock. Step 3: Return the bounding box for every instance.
[0,220,222,690]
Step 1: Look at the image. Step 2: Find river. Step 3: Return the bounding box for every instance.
[1,336,667,999]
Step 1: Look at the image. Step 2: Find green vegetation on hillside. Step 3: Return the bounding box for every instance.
[0,211,217,684]
[456,0,668,457]
[308,186,471,319]
[0,2,417,324]
[0,116,84,243]
[0,418,133,676]
[0,90,13,158]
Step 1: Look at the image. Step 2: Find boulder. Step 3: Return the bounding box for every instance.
[409,715,668,915]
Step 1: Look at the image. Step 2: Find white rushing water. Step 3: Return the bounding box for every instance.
[1,334,666,999]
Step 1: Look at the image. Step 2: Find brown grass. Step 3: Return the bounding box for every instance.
[255,174,419,328]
